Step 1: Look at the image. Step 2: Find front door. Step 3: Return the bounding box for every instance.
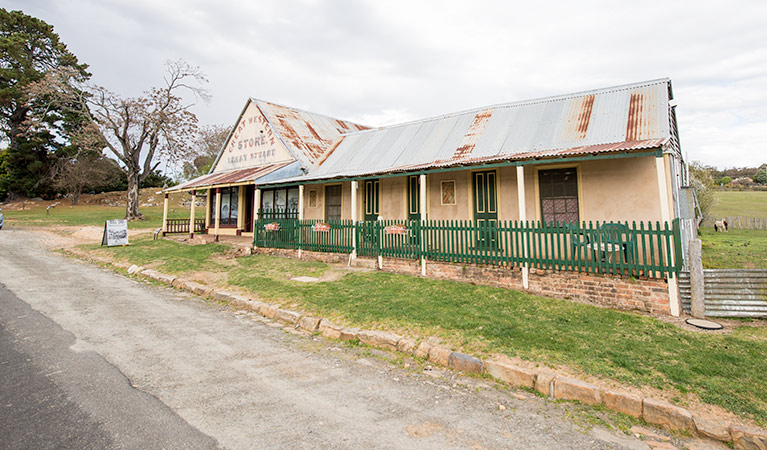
[473,170,498,246]
[364,180,379,221]
[407,176,420,221]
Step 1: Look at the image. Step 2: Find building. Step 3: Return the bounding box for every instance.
[164,79,687,316]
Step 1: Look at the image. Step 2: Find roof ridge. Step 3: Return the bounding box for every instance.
[252,98,369,129]
[340,78,671,137]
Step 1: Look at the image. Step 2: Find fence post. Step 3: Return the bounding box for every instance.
[689,238,705,318]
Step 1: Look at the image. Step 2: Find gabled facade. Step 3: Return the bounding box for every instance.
[166,98,368,235]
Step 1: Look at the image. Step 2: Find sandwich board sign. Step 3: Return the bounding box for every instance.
[102,219,129,247]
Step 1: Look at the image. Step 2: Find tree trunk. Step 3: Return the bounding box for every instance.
[70,187,81,206]
[125,169,143,220]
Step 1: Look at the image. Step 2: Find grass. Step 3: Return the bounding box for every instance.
[88,238,767,426]
[700,229,767,269]
[711,191,767,219]
[3,205,202,229]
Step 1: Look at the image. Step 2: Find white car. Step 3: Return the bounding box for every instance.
[0,208,3,229]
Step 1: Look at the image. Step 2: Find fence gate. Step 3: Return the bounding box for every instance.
[679,269,767,317]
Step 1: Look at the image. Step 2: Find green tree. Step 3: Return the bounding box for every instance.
[0,9,89,200]
[754,164,767,185]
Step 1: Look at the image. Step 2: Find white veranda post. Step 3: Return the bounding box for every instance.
[161,193,169,236]
[656,155,681,317]
[253,187,261,249]
[298,185,305,258]
[516,166,529,289]
[214,188,221,242]
[189,190,196,239]
[351,181,358,260]
[419,174,427,276]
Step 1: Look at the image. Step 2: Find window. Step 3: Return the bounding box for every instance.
[325,185,342,220]
[539,168,579,225]
[260,187,299,218]
[440,180,456,205]
[210,187,239,226]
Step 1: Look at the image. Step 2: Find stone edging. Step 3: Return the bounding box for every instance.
[63,250,767,449]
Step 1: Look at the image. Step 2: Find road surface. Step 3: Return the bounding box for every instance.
[0,229,651,449]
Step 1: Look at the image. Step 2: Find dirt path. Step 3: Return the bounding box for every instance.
[0,228,668,449]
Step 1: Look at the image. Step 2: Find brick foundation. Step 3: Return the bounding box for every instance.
[252,248,672,315]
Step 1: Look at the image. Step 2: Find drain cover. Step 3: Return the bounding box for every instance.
[685,318,724,330]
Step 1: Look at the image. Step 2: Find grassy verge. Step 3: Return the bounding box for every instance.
[700,228,767,269]
[3,205,202,229]
[711,191,767,218]
[87,239,767,426]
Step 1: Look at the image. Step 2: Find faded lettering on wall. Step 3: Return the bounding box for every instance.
[214,103,294,172]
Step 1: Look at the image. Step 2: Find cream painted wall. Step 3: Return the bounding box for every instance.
[577,156,662,222]
[426,171,469,220]
[379,177,406,220]
[297,155,665,224]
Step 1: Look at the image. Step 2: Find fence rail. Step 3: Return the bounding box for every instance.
[700,216,767,230]
[253,216,682,279]
[165,218,206,234]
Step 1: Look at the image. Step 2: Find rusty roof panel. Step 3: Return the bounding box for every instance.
[255,100,370,166]
[167,162,292,191]
[301,79,672,181]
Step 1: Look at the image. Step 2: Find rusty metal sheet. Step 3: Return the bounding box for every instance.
[167,162,292,192]
[255,100,370,166]
[300,79,672,182]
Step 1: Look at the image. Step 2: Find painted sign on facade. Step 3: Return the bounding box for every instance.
[214,103,294,172]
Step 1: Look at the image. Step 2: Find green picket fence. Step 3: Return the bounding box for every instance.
[253,216,682,279]
[254,218,354,254]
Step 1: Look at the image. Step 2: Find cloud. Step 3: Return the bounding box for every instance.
[8,0,767,168]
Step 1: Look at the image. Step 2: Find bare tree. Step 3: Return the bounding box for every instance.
[51,150,112,205]
[27,59,209,220]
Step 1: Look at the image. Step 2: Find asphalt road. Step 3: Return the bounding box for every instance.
[0,229,651,449]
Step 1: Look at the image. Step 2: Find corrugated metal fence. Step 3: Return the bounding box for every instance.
[679,269,767,317]
[700,216,767,230]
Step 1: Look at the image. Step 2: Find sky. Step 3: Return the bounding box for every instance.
[10,0,767,170]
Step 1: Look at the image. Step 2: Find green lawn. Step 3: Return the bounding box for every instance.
[711,191,767,218]
[88,238,767,426]
[700,228,767,269]
[3,205,202,229]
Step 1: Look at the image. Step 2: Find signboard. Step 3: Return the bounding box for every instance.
[101,219,129,247]
[213,103,294,172]
[312,222,331,232]
[264,222,281,232]
[385,224,409,236]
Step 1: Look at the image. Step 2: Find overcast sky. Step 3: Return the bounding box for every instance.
[11,0,767,169]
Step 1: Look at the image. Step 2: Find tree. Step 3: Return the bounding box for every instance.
[51,151,113,205]
[688,161,716,219]
[0,9,89,200]
[28,60,209,220]
[754,164,767,185]
[182,123,231,180]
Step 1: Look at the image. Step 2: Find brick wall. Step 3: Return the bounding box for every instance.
[252,248,671,315]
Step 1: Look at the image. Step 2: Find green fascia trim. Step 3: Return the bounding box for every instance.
[258,148,663,188]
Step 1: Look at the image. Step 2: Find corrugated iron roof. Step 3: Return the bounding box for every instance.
[166,162,292,192]
[255,99,370,166]
[303,78,673,181]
